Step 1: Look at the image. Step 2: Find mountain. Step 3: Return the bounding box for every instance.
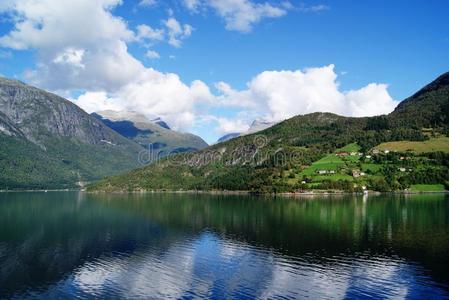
[0,77,145,189]
[92,110,208,157]
[389,72,449,128]
[217,133,240,143]
[217,119,275,143]
[89,72,449,193]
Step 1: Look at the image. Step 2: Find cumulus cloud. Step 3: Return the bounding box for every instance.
[139,0,157,7]
[183,0,288,32]
[136,16,193,49]
[136,24,165,42]
[164,17,193,47]
[216,65,398,123]
[216,117,250,134]
[0,0,134,50]
[145,50,161,59]
[73,91,122,113]
[0,0,396,137]
[0,0,205,130]
[72,70,213,130]
[183,0,200,11]
[345,83,397,117]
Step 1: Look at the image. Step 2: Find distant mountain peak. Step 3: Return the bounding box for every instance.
[217,132,240,143]
[150,117,170,129]
[95,110,171,130]
[216,118,276,143]
[93,110,208,156]
[248,119,275,134]
[250,119,272,127]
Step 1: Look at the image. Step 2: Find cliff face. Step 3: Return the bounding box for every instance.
[0,78,139,146]
[0,77,145,189]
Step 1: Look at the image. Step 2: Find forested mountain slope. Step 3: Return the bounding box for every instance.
[89,72,449,193]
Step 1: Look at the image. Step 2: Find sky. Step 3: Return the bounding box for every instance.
[0,0,448,144]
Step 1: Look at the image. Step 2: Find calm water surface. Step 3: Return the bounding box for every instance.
[0,192,448,299]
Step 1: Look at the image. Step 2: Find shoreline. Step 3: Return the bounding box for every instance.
[1,189,448,196]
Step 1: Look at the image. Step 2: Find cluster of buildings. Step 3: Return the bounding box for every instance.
[314,147,414,179]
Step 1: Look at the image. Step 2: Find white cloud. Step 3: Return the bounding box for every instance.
[0,0,395,138]
[183,0,288,32]
[0,0,134,50]
[53,47,85,68]
[164,17,193,47]
[136,24,165,42]
[136,17,193,48]
[73,91,122,113]
[216,65,398,123]
[145,50,160,59]
[0,0,206,130]
[297,4,330,13]
[217,117,250,134]
[183,0,200,11]
[139,0,157,7]
[73,70,214,130]
[345,83,396,117]
[0,0,141,91]
[215,81,256,108]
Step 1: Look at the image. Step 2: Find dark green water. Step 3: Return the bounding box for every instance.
[0,192,448,299]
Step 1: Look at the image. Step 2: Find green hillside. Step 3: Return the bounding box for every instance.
[374,136,449,153]
[89,72,449,193]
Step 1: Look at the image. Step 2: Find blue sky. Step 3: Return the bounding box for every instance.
[0,0,448,143]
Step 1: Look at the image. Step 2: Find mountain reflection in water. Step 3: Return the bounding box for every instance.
[0,192,448,299]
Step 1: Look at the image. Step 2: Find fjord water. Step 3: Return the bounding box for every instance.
[0,193,448,299]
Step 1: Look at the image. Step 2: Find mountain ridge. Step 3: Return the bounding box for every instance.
[216,119,276,143]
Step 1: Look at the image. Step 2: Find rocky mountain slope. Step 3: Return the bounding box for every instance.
[92,110,208,157]
[217,119,275,143]
[0,77,145,189]
[89,72,449,193]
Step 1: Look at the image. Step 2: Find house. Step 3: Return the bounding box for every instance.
[352,170,365,178]
[317,170,337,175]
[384,149,390,154]
[398,167,406,172]
[350,152,357,156]
[365,155,372,159]
[336,152,349,157]
[372,149,380,154]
